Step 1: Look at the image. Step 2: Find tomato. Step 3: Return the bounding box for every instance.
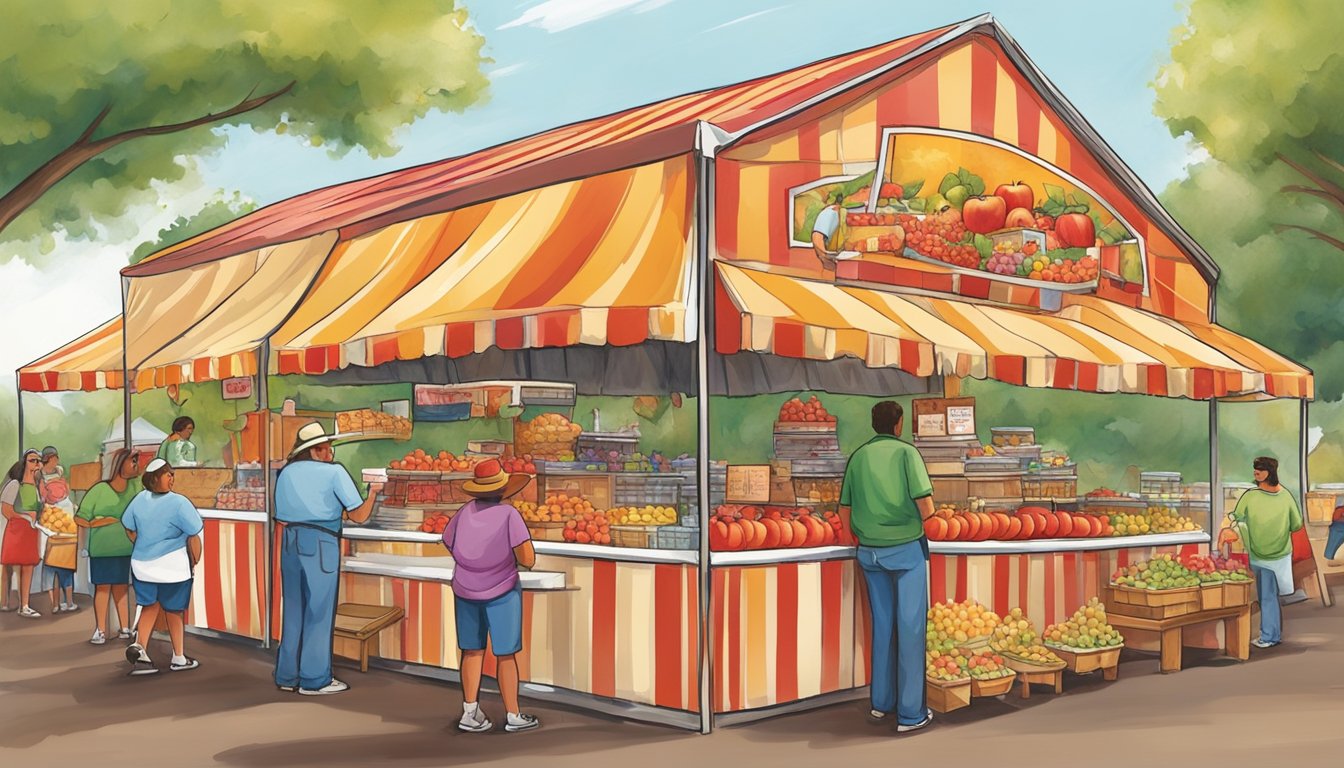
[962,195,1007,234]
[1055,213,1096,248]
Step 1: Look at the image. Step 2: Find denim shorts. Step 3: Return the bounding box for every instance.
[89,556,131,585]
[133,577,193,612]
[455,583,523,656]
[46,567,75,589]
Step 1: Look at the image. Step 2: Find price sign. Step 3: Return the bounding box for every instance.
[946,406,976,436]
[221,376,254,401]
[726,465,771,503]
[917,413,947,437]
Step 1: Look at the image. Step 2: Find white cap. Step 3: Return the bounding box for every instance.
[144,458,170,473]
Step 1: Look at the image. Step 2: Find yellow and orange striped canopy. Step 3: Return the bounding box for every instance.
[18,317,124,393]
[714,262,1312,400]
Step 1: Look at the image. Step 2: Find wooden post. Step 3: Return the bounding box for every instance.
[260,340,274,647]
[694,148,714,735]
[942,376,962,399]
[1301,398,1333,607]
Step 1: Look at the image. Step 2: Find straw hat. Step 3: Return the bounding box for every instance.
[462,459,530,499]
[289,422,339,459]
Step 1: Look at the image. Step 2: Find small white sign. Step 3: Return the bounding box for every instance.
[917,413,947,437]
[946,406,976,436]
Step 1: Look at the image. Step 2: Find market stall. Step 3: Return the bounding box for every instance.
[20,14,1319,734]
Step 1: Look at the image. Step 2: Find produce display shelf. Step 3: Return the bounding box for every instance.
[198,508,269,524]
[710,545,857,567]
[900,247,1099,293]
[341,527,700,565]
[930,531,1209,555]
[342,555,567,590]
[334,431,411,443]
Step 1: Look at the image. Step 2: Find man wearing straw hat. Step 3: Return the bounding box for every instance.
[273,422,382,695]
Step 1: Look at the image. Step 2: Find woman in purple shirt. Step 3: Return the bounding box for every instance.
[443,459,539,733]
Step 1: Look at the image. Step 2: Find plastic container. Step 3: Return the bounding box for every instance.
[1140,471,1182,498]
[990,427,1035,448]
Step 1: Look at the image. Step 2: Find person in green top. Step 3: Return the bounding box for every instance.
[76,447,142,645]
[839,401,935,732]
[1228,456,1303,649]
[157,417,198,467]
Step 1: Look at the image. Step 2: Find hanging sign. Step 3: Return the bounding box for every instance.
[222,376,254,401]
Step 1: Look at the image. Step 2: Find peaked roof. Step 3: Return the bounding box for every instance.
[124,14,1216,286]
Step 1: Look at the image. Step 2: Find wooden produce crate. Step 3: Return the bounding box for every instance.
[1199,582,1226,611]
[527,522,567,542]
[1046,644,1122,681]
[173,468,235,508]
[1001,656,1065,699]
[1221,580,1254,607]
[970,672,1016,697]
[611,525,656,548]
[1305,490,1340,524]
[925,677,972,713]
[1105,585,1199,620]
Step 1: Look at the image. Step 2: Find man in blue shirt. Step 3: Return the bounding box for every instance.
[274,422,381,695]
[811,192,844,270]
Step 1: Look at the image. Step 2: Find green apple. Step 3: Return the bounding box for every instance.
[944,184,971,209]
[925,193,950,212]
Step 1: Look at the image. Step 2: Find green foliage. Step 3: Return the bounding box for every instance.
[0,0,489,263]
[130,192,257,264]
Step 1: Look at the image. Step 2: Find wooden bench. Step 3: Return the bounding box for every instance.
[1106,605,1250,674]
[332,603,405,672]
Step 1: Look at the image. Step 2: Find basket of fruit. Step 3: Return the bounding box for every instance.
[1217,564,1254,607]
[1107,555,1203,617]
[966,651,1016,697]
[988,608,1067,672]
[925,650,972,713]
[37,506,78,538]
[516,413,582,461]
[775,395,838,432]
[926,600,1001,653]
[1043,598,1125,677]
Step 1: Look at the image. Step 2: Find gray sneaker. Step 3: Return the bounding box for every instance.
[90,629,107,645]
[896,709,933,733]
[298,679,350,696]
[504,712,540,733]
[128,660,159,676]
[459,708,493,733]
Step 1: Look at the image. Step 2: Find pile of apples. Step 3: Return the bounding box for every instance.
[777,395,837,424]
[502,454,538,475]
[923,504,1113,542]
[419,512,452,534]
[390,449,477,473]
[710,505,851,551]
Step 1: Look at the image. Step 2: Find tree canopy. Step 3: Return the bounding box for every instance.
[0,0,489,264]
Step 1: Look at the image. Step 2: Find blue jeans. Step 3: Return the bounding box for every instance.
[857,539,928,724]
[274,526,341,690]
[1326,521,1344,560]
[1253,565,1282,644]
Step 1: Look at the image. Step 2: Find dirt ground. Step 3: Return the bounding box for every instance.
[1,594,1341,768]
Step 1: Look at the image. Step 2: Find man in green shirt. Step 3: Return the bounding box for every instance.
[1228,456,1303,648]
[157,416,198,467]
[75,448,142,645]
[840,401,934,732]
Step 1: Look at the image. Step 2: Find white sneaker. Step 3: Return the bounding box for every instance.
[298,679,350,696]
[17,606,41,618]
[90,629,107,645]
[1251,638,1280,649]
[118,628,133,640]
[896,709,933,733]
[170,657,200,672]
[505,712,540,733]
[64,602,79,613]
[459,708,493,733]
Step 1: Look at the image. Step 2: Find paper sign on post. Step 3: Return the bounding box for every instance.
[726,465,771,503]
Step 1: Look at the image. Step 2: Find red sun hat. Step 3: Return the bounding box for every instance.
[462,458,530,499]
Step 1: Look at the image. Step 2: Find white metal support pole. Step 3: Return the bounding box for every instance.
[1210,399,1221,535]
[694,150,715,735]
[120,277,133,450]
[1302,398,1332,607]
[15,373,24,454]
[260,340,275,645]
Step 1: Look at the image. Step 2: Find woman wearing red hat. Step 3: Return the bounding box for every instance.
[444,458,539,733]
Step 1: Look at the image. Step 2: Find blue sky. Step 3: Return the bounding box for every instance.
[202,0,1196,208]
[7,0,1197,380]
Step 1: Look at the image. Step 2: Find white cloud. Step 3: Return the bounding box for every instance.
[703,6,784,33]
[488,62,529,78]
[499,0,674,33]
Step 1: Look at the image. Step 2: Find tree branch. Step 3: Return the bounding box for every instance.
[0,81,296,240]
[1273,222,1344,252]
[1276,152,1344,210]
[1314,150,1344,179]
[87,81,296,152]
[1281,184,1344,216]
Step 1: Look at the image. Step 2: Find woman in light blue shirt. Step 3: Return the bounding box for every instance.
[122,459,203,675]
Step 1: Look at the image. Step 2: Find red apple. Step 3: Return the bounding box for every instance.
[1005,207,1035,229]
[962,195,1007,234]
[1055,212,1096,248]
[995,181,1034,212]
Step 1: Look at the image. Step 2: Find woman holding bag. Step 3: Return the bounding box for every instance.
[1228,456,1304,649]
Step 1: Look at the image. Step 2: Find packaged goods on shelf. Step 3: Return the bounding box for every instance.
[1140,471,1182,499]
[989,427,1035,448]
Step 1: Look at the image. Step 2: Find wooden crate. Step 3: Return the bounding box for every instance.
[970,672,1016,697]
[1002,656,1065,699]
[926,678,972,713]
[173,468,235,508]
[967,473,1024,499]
[1306,491,1339,524]
[1199,582,1226,611]
[1047,644,1122,680]
[611,525,656,548]
[527,522,567,542]
[1221,580,1254,607]
[1105,585,1199,619]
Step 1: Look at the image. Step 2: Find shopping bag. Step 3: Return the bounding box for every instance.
[44,538,77,570]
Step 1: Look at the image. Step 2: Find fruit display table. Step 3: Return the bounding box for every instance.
[1048,645,1122,681]
[1003,658,1065,699]
[1105,606,1250,673]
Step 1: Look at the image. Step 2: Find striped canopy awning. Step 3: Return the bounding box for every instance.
[18,317,125,393]
[714,262,1312,400]
[268,157,695,376]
